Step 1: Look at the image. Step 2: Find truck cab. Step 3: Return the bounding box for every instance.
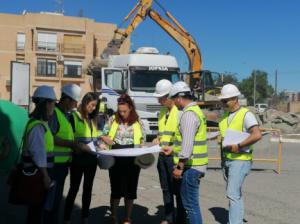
[101,47,180,140]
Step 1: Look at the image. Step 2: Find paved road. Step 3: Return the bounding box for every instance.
[1,141,299,224]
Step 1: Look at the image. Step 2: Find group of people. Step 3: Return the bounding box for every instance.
[153,80,262,224]
[17,78,261,224]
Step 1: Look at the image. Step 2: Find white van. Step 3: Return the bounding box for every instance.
[255,104,268,113]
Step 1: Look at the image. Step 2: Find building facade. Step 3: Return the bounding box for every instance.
[0,12,130,102]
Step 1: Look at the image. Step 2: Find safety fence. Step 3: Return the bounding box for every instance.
[207,127,283,174]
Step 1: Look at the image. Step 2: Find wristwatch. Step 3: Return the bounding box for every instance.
[176,165,183,170]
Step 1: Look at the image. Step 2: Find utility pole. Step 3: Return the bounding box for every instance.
[253,70,256,106]
[275,69,278,96]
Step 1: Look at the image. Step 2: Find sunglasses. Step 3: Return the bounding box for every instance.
[117,98,130,103]
[221,98,235,103]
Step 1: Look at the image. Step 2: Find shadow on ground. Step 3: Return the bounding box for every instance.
[71,204,163,224]
[209,207,228,224]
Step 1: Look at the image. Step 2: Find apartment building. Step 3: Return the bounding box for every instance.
[0,12,130,102]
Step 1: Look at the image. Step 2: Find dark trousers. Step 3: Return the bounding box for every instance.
[27,204,43,224]
[173,176,188,224]
[109,144,141,199]
[64,162,97,220]
[157,153,175,223]
[43,163,69,224]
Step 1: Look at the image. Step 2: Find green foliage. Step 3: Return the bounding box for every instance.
[222,73,239,86]
[238,70,274,105]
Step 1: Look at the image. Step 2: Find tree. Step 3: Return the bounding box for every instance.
[239,70,274,105]
[222,72,239,86]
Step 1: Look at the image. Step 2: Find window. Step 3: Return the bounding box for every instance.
[63,35,85,53]
[64,61,82,77]
[37,59,56,77]
[37,32,57,51]
[17,33,25,50]
[105,69,124,92]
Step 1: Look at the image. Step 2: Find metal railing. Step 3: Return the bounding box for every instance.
[207,127,283,174]
[35,41,59,52]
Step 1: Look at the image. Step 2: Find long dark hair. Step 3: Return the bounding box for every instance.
[30,98,53,121]
[78,92,99,126]
[115,94,139,126]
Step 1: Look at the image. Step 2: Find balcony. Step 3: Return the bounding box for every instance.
[35,41,59,52]
[62,43,85,54]
[35,67,58,78]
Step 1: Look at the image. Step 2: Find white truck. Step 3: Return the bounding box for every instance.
[100,47,180,140]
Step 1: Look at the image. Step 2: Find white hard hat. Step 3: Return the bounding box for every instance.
[169,81,191,98]
[33,85,57,100]
[96,154,115,169]
[219,84,241,99]
[134,153,155,169]
[153,79,173,97]
[61,84,81,102]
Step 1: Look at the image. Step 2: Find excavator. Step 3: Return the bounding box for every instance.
[101,0,222,107]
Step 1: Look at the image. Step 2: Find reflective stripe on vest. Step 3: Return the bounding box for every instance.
[53,107,74,163]
[23,119,54,168]
[158,106,179,147]
[219,107,253,161]
[108,120,142,148]
[173,105,208,166]
[72,111,100,145]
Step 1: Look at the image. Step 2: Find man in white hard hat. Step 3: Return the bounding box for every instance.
[44,83,83,223]
[169,81,207,224]
[218,84,261,224]
[153,79,185,224]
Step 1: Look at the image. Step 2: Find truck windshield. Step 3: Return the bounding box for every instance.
[130,70,180,92]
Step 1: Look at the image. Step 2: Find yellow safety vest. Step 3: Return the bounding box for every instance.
[22,119,54,168]
[158,105,179,147]
[53,107,74,163]
[108,120,143,148]
[219,107,253,161]
[173,105,208,166]
[99,102,106,113]
[72,111,100,144]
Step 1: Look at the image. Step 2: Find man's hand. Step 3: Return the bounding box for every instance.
[78,142,92,153]
[152,137,160,145]
[229,144,239,153]
[173,167,183,179]
[99,143,108,150]
[162,146,173,156]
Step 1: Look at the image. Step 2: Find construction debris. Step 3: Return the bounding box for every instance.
[249,107,300,134]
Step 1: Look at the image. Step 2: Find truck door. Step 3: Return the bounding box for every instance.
[101,68,126,112]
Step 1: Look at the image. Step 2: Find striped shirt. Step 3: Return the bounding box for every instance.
[178,102,207,173]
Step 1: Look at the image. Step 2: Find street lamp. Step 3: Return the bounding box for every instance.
[253,71,256,106]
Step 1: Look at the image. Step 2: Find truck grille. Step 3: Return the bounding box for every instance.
[146,104,161,112]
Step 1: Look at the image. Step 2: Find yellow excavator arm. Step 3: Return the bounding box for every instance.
[102,0,202,78]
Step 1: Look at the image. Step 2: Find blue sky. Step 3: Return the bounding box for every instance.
[1,0,299,92]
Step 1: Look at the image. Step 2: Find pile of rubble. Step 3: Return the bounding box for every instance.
[248,107,300,134]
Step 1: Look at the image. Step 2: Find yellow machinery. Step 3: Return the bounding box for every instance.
[101,0,221,106]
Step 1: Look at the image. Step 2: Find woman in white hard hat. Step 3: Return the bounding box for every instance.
[101,94,144,224]
[20,85,57,224]
[64,92,100,224]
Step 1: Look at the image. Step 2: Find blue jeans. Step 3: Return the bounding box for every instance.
[223,160,252,224]
[180,168,204,224]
